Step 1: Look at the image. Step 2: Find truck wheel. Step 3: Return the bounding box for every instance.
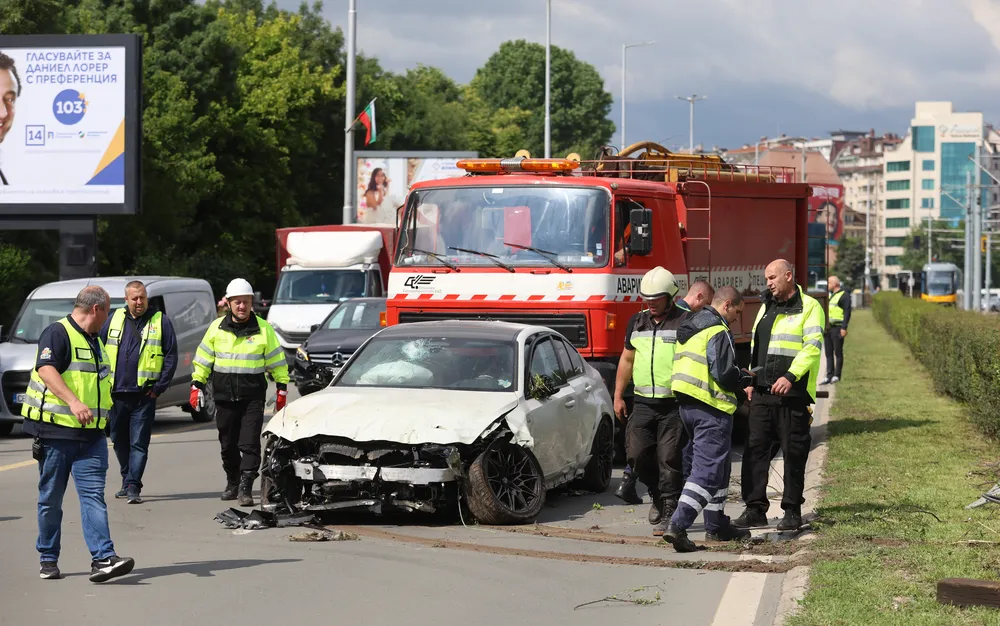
[191,382,216,423]
[574,417,615,493]
[465,440,545,525]
[0,422,13,437]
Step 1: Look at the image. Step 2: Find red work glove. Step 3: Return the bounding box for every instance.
[275,389,288,412]
[189,385,201,410]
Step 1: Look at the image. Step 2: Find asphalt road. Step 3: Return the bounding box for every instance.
[0,384,819,626]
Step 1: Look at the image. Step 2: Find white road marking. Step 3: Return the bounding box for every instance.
[711,572,770,626]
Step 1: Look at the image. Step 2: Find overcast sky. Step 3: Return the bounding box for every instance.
[276,0,1000,151]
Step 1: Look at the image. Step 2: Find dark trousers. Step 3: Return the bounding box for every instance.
[670,402,734,533]
[215,398,265,480]
[825,327,845,379]
[109,393,156,490]
[625,400,686,505]
[741,391,812,514]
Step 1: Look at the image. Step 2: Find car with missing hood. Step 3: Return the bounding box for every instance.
[292,297,386,396]
[260,320,615,524]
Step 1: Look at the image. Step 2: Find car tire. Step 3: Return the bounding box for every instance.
[0,422,13,437]
[465,440,545,525]
[191,382,216,423]
[575,417,614,493]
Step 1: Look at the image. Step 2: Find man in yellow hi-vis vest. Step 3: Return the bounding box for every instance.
[100,280,178,504]
[613,267,691,536]
[734,259,825,533]
[192,278,290,506]
[22,286,135,583]
[820,275,851,385]
[662,286,753,552]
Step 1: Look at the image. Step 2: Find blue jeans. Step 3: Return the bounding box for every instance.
[37,437,116,563]
[109,394,156,490]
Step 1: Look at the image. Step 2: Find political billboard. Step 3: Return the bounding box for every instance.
[0,34,142,215]
[355,151,477,224]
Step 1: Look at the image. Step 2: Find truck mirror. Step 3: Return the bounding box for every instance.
[628,206,653,256]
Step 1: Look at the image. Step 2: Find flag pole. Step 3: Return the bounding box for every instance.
[346,97,377,132]
[342,0,357,225]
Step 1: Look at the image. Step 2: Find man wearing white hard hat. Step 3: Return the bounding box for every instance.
[192,278,290,506]
[613,266,692,536]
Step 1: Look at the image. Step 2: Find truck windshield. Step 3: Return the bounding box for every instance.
[925,271,956,296]
[395,186,612,269]
[274,270,367,305]
[10,298,126,343]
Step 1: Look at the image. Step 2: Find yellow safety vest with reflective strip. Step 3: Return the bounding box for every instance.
[631,323,677,399]
[191,315,290,384]
[105,308,164,386]
[671,323,738,415]
[828,290,845,325]
[750,286,825,401]
[21,318,112,430]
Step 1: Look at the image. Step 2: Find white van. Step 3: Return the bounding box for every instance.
[0,276,218,436]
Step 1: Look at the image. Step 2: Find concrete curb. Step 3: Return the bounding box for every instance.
[771,358,836,626]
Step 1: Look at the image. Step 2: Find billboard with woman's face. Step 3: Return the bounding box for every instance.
[355,152,477,225]
[808,184,845,246]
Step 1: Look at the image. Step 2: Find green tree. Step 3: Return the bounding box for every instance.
[899,220,963,273]
[470,39,614,158]
[831,237,866,292]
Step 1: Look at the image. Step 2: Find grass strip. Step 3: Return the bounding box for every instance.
[789,310,1000,626]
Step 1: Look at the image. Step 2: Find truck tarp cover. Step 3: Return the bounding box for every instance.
[286,231,383,268]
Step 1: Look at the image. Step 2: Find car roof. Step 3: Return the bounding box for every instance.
[29,276,213,300]
[376,320,547,342]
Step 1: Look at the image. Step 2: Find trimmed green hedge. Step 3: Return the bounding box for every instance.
[873,292,1000,437]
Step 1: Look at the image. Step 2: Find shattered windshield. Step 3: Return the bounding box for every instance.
[394,186,612,269]
[337,336,517,392]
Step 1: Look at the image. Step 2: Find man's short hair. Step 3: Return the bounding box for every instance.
[689,280,715,298]
[75,286,110,311]
[0,52,21,97]
[712,285,743,307]
[125,280,146,293]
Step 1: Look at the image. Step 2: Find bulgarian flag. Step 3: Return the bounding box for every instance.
[358,98,377,145]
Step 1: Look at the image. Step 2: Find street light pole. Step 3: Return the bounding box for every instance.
[544,0,551,158]
[974,145,983,312]
[621,40,655,151]
[865,182,872,296]
[676,94,707,152]
[342,0,357,225]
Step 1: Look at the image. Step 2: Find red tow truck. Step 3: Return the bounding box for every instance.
[385,142,824,396]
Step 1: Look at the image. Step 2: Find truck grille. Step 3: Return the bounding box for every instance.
[2,370,31,415]
[397,312,589,347]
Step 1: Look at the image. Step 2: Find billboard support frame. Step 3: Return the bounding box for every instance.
[0,33,142,216]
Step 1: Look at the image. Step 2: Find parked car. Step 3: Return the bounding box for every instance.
[292,297,386,396]
[260,320,616,524]
[0,276,218,436]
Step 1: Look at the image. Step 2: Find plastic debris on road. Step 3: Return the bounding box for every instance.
[288,530,360,542]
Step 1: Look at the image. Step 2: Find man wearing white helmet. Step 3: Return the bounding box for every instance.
[613,266,691,536]
[192,278,290,506]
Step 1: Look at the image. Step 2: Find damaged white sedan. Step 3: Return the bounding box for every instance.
[260,320,615,525]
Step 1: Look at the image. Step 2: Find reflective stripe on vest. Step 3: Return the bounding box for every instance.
[631,327,677,398]
[21,318,112,430]
[828,290,845,324]
[105,308,165,386]
[671,324,738,414]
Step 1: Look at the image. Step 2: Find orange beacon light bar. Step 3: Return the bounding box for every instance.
[457,157,580,174]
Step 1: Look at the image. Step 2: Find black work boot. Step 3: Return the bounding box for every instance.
[237,472,255,507]
[706,524,752,542]
[777,509,802,531]
[651,500,676,537]
[221,476,239,501]
[648,493,664,524]
[732,506,769,529]
[663,523,698,553]
[614,473,642,505]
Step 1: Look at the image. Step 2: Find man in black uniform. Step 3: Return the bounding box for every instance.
[613,267,691,535]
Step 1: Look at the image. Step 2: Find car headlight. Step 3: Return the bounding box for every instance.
[296,346,309,362]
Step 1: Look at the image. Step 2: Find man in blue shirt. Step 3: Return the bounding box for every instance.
[99,281,178,503]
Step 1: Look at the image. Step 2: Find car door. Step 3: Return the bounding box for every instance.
[522,333,577,483]
[554,336,600,467]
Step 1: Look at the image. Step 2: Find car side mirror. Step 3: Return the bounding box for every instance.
[628,206,653,256]
[310,324,320,332]
[0,325,5,342]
